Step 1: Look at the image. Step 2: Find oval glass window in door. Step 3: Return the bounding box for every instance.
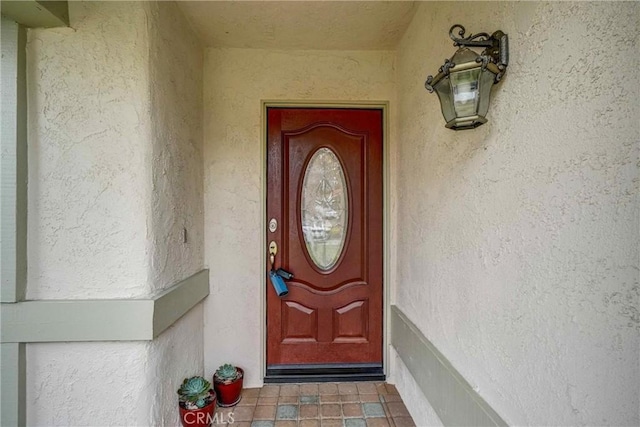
[301,148,348,271]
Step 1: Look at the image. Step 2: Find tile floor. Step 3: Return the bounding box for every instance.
[214,382,416,427]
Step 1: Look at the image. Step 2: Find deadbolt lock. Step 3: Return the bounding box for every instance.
[268,241,278,270]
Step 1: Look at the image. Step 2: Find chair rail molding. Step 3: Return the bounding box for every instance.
[0,269,210,343]
[391,305,508,427]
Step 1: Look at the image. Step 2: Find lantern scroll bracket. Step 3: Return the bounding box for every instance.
[425,24,508,91]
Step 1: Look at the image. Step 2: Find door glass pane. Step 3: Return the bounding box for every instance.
[301,148,348,271]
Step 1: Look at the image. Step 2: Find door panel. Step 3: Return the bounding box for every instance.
[267,108,383,368]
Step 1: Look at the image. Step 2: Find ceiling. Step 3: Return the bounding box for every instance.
[176,1,417,50]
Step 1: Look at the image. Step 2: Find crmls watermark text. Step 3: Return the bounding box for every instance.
[183,411,235,425]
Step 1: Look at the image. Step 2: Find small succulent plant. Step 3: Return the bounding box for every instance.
[214,364,240,383]
[177,376,213,409]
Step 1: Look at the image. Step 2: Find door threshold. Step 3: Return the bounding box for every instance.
[265,363,384,383]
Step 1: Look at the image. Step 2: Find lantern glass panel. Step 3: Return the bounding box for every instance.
[450,68,481,118]
[476,69,497,119]
[433,75,455,123]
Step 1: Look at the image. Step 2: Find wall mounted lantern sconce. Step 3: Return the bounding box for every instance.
[425,24,509,130]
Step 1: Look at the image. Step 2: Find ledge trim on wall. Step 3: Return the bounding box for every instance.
[391,305,508,427]
[0,1,69,28]
[153,269,209,337]
[0,269,209,343]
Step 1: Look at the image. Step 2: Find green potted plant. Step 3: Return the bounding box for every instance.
[213,364,244,407]
[177,376,217,427]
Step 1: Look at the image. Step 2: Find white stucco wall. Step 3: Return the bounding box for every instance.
[147,1,205,293]
[27,1,204,300]
[25,2,205,425]
[395,2,639,426]
[26,305,204,426]
[144,3,205,424]
[142,304,205,426]
[27,1,151,300]
[26,341,149,425]
[203,48,396,387]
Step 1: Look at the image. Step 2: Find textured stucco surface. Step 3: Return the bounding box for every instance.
[27,1,151,299]
[145,5,205,423]
[26,341,149,425]
[395,2,639,426]
[178,1,416,50]
[27,1,204,300]
[203,48,396,387]
[25,2,205,425]
[26,305,204,426]
[142,304,205,426]
[147,0,204,293]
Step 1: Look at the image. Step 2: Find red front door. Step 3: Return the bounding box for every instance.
[266,108,383,372]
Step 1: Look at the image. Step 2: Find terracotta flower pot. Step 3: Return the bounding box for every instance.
[213,367,244,407]
[179,391,217,427]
